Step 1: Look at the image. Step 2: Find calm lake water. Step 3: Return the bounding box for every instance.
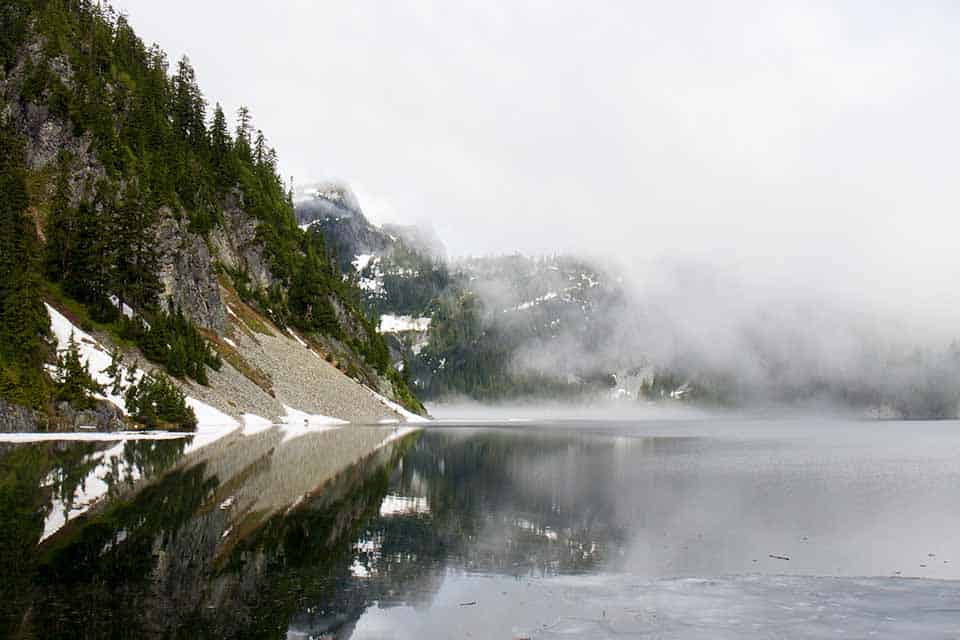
[2,419,960,638]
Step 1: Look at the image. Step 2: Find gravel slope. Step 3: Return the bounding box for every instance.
[182,320,401,425]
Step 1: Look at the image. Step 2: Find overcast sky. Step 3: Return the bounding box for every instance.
[115,1,960,314]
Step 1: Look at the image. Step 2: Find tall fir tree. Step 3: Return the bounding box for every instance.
[210,102,232,190]
[43,151,76,282]
[109,177,161,312]
[54,332,102,409]
[0,124,50,407]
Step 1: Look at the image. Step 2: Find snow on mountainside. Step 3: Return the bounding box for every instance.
[380,315,431,333]
[46,303,237,432]
[294,187,640,401]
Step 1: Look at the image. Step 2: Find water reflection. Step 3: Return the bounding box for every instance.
[2,421,960,638]
[0,427,419,638]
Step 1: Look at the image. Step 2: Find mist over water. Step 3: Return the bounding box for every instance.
[117,0,960,416]
[429,248,960,418]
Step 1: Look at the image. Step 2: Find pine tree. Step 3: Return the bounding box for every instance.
[254,129,266,167]
[289,241,340,336]
[125,370,196,431]
[235,105,252,161]
[166,336,187,378]
[172,56,206,150]
[44,151,76,281]
[70,184,116,320]
[54,332,103,409]
[210,102,232,189]
[103,348,124,396]
[0,123,50,408]
[110,178,160,311]
[192,358,208,386]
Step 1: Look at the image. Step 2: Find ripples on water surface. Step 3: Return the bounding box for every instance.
[2,419,960,638]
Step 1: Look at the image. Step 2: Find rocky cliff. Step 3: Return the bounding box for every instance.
[0,2,426,428]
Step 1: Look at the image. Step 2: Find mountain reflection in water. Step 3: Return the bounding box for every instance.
[3,420,960,639]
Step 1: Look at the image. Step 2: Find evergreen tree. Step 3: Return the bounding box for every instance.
[109,178,161,311]
[172,56,206,150]
[54,332,103,409]
[124,370,196,431]
[289,241,339,337]
[210,102,232,189]
[68,188,115,320]
[103,348,124,396]
[0,0,31,72]
[192,358,208,386]
[254,129,267,167]
[43,151,76,282]
[235,105,252,161]
[0,123,50,408]
[166,336,187,378]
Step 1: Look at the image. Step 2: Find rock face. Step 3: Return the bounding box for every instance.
[155,194,283,333]
[0,28,426,430]
[0,399,124,433]
[297,185,393,271]
[156,215,227,333]
[209,194,274,292]
[0,399,39,433]
[53,400,126,432]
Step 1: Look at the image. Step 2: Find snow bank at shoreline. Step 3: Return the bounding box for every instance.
[0,304,429,445]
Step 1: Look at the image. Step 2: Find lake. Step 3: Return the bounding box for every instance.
[2,418,960,638]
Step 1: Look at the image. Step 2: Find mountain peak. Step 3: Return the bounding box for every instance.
[295,181,364,223]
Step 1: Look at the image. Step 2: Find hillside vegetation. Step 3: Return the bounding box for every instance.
[0,0,423,423]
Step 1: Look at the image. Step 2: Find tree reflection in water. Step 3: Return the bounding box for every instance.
[0,427,661,639]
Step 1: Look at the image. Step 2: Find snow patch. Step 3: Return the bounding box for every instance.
[241,413,274,436]
[379,314,431,333]
[46,304,133,411]
[503,291,559,313]
[379,493,430,517]
[46,303,241,449]
[40,441,128,542]
[278,404,348,442]
[183,400,240,452]
[352,254,384,294]
[108,295,136,320]
[352,253,375,272]
[287,329,309,349]
[365,387,430,423]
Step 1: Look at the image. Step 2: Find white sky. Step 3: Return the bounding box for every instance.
[115,1,960,317]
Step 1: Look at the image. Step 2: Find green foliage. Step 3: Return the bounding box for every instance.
[288,230,341,337]
[388,365,426,415]
[0,0,31,72]
[122,302,220,385]
[0,123,50,408]
[416,291,583,400]
[103,347,124,395]
[356,315,391,375]
[7,0,424,413]
[53,332,103,409]
[376,243,450,316]
[44,161,162,323]
[124,370,197,431]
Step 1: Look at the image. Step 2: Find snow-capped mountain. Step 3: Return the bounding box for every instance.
[295,192,638,401]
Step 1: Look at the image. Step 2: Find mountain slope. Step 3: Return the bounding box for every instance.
[0,1,425,429]
[296,188,637,402]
